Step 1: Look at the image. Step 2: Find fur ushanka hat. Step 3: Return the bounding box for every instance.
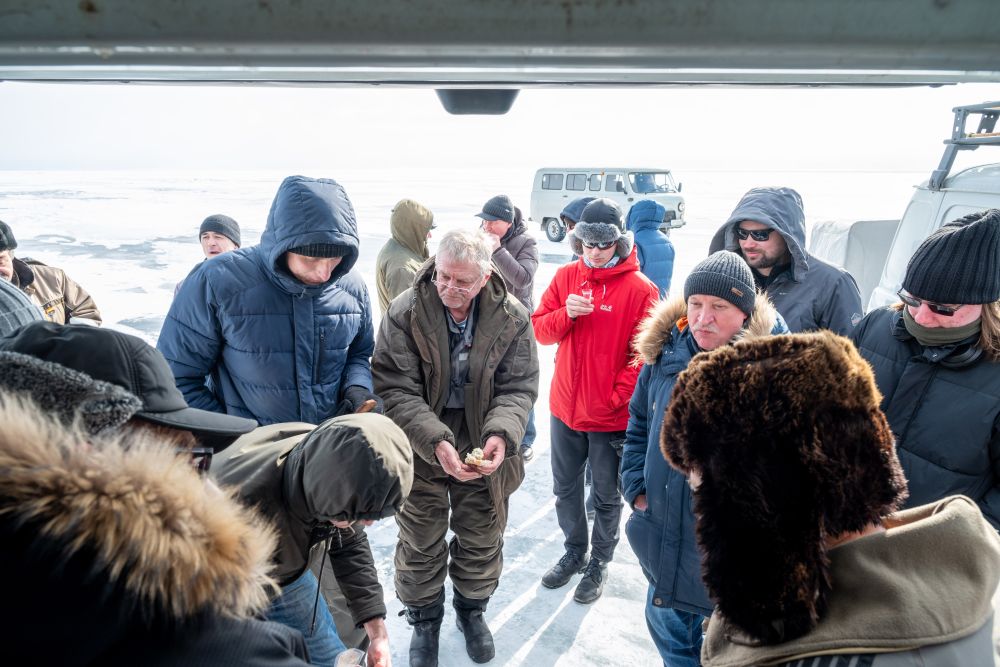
[569,198,635,259]
[660,331,908,645]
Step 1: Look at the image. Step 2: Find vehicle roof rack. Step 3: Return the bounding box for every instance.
[929,101,1000,190]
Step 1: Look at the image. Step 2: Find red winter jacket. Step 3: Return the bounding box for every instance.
[532,248,658,431]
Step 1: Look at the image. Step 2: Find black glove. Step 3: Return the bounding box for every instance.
[336,385,385,416]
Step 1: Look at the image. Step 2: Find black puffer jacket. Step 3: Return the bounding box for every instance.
[852,307,1000,528]
[212,413,413,627]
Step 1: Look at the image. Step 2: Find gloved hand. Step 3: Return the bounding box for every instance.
[337,385,385,416]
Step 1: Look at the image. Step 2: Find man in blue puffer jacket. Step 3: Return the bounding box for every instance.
[620,251,786,667]
[158,175,380,426]
[625,199,675,298]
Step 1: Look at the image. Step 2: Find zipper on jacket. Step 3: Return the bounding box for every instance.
[315,329,326,385]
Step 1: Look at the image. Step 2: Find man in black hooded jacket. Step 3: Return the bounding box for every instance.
[212,412,414,667]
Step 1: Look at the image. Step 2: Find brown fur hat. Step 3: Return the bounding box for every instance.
[660,331,908,645]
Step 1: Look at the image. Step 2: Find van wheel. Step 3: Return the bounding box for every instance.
[544,218,566,242]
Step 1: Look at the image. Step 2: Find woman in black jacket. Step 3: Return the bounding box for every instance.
[852,209,1000,528]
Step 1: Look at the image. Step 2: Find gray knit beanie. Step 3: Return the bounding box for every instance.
[0,220,16,252]
[0,350,142,435]
[684,250,757,316]
[199,214,241,247]
[0,279,43,336]
[476,194,515,224]
[902,209,1000,304]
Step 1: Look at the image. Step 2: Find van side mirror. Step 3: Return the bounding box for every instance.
[677,183,683,193]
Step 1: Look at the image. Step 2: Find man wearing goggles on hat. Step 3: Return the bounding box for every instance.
[708,187,863,335]
[212,412,414,667]
[852,209,1000,530]
[532,198,658,605]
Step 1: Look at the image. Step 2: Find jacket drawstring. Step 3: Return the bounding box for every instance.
[309,528,350,634]
[310,536,330,635]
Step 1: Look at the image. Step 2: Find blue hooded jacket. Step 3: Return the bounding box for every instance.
[158,176,374,425]
[625,200,674,298]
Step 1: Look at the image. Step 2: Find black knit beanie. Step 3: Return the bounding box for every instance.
[684,250,756,315]
[0,220,17,252]
[199,214,241,247]
[902,209,1000,304]
[287,244,350,258]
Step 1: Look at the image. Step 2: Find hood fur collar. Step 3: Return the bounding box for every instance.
[634,293,780,364]
[0,393,278,620]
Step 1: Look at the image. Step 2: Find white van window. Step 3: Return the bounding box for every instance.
[588,174,602,191]
[542,173,564,190]
[567,173,587,191]
[605,174,625,193]
[629,171,677,194]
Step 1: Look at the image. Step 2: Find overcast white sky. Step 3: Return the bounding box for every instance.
[2,82,1000,173]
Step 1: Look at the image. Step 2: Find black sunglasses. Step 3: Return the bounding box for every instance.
[734,227,775,242]
[184,446,214,477]
[581,240,616,250]
[897,289,962,317]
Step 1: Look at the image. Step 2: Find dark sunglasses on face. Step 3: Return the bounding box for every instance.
[582,240,616,250]
[734,226,775,242]
[897,289,962,316]
[184,446,214,477]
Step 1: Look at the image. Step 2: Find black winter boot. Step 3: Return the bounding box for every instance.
[573,557,608,604]
[453,590,495,663]
[541,550,588,589]
[402,590,445,667]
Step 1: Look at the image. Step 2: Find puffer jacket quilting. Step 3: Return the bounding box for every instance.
[158,176,375,425]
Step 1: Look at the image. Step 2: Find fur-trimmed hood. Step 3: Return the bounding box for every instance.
[634,292,782,365]
[0,393,278,623]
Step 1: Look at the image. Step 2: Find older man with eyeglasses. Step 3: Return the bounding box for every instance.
[708,186,863,335]
[852,209,1000,529]
[372,228,538,667]
[532,198,659,605]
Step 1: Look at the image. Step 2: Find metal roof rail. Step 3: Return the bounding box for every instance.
[929,101,1000,190]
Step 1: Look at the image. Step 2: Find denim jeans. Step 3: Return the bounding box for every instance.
[644,585,705,667]
[266,570,347,666]
[522,408,536,447]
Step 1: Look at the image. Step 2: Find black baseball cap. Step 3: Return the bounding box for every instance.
[0,321,257,444]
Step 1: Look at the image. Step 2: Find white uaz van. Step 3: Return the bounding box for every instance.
[529,167,686,241]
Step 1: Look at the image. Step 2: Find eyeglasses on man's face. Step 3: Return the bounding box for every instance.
[897,289,963,317]
[581,240,616,250]
[431,270,478,295]
[734,226,776,242]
